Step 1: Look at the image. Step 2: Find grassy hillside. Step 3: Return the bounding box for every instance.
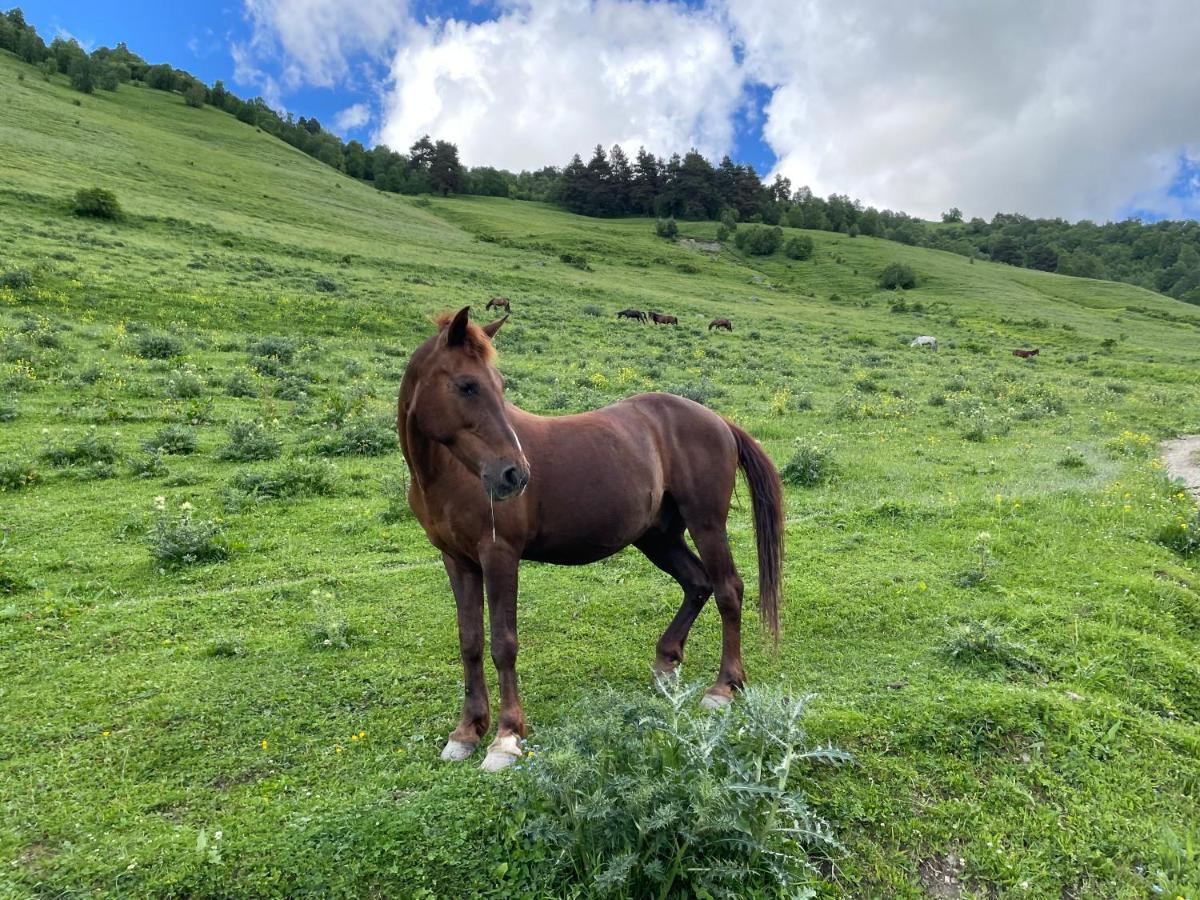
[2,50,1200,898]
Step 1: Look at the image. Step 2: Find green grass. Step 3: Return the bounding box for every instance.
[2,50,1200,898]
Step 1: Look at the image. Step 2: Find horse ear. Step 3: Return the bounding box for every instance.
[481,315,508,339]
[444,306,471,348]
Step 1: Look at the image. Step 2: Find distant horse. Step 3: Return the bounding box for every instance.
[1013,348,1040,359]
[398,308,783,771]
[617,308,647,322]
[709,318,733,332]
[910,335,938,351]
[485,297,511,312]
[649,312,678,325]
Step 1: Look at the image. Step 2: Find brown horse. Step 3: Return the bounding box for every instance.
[398,308,784,771]
[649,311,678,325]
[1012,348,1040,359]
[709,318,733,332]
[485,296,511,312]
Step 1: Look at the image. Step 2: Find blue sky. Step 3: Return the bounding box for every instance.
[13,1,1198,223]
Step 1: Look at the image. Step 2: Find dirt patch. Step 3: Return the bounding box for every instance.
[918,853,967,898]
[1161,435,1200,501]
[678,238,723,253]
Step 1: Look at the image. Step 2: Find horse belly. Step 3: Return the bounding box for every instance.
[523,480,659,565]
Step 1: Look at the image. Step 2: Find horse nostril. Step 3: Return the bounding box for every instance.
[501,464,521,488]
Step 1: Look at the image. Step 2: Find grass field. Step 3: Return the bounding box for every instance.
[2,51,1200,898]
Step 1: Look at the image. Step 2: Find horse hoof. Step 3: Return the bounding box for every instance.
[700,691,733,710]
[480,733,522,773]
[440,739,477,762]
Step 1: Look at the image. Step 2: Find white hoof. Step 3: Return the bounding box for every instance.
[480,733,523,772]
[701,691,733,710]
[440,739,477,762]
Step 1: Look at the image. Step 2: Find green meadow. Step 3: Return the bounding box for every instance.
[2,51,1200,898]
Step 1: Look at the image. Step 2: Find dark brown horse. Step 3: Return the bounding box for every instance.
[485,296,511,312]
[617,308,647,322]
[1012,347,1040,359]
[398,308,784,771]
[649,311,678,325]
[709,318,733,332]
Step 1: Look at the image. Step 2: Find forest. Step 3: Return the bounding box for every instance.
[4,7,1198,305]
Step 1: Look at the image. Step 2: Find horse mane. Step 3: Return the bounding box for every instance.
[432,312,497,364]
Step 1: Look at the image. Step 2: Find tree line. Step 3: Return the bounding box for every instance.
[3,7,1198,305]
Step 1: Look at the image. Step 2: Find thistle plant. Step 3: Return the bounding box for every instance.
[499,674,851,898]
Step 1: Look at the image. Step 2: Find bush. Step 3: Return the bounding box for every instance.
[135,332,184,360]
[216,420,282,462]
[148,499,228,567]
[314,414,397,457]
[226,457,337,504]
[877,263,918,290]
[0,458,38,491]
[225,369,259,398]
[314,276,339,293]
[40,430,120,468]
[129,450,168,479]
[654,217,678,238]
[581,304,603,317]
[248,336,297,363]
[784,235,814,260]
[0,268,34,290]
[183,81,206,108]
[71,187,121,220]
[164,366,204,399]
[558,252,591,270]
[664,379,725,406]
[943,620,1041,673]
[143,424,198,455]
[733,225,783,256]
[500,676,849,898]
[781,443,832,486]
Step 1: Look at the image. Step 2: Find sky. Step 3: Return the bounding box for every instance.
[16,0,1200,223]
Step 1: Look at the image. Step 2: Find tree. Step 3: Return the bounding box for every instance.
[878,263,918,289]
[989,235,1023,266]
[629,148,661,216]
[409,135,436,170]
[1026,243,1059,272]
[942,207,963,223]
[68,55,95,93]
[609,144,633,215]
[183,81,206,108]
[784,235,814,260]
[429,140,462,195]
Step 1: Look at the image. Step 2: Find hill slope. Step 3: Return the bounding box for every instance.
[2,50,1200,898]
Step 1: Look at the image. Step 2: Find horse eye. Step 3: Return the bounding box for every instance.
[457,380,478,397]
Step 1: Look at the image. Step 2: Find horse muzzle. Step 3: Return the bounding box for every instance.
[482,460,530,502]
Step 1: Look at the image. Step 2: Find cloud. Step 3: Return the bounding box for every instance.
[724,0,1200,220]
[375,0,743,169]
[231,42,287,112]
[241,0,411,89]
[334,102,371,132]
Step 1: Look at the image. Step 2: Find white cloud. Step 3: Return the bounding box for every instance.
[231,42,287,111]
[334,102,371,132]
[242,0,410,89]
[724,0,1200,220]
[375,0,743,169]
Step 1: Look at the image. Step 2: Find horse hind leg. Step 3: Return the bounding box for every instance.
[687,522,746,708]
[635,530,713,676]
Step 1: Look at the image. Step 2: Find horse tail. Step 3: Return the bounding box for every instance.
[725,421,784,643]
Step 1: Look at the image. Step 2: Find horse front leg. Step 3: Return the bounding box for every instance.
[441,553,490,761]
[480,546,526,772]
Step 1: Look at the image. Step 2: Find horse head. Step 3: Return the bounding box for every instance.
[401,307,530,501]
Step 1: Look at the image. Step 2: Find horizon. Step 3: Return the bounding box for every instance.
[11,1,1200,225]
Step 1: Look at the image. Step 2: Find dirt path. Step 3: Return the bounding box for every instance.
[1161,435,1200,500]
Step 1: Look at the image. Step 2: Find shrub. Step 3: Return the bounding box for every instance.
[654,217,678,238]
[1057,448,1088,470]
[784,235,814,260]
[943,620,1041,674]
[143,424,198,455]
[248,335,296,363]
[40,430,120,468]
[558,252,591,270]
[664,379,725,406]
[500,675,849,898]
[183,81,206,108]
[314,275,340,293]
[781,443,832,486]
[226,457,337,504]
[216,420,282,462]
[0,268,34,289]
[314,414,397,457]
[148,499,229,568]
[877,262,918,290]
[0,458,38,491]
[733,225,783,256]
[164,366,204,399]
[129,450,168,479]
[135,332,184,360]
[581,304,603,317]
[225,369,259,398]
[71,187,121,220]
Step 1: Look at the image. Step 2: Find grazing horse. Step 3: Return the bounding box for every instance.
[709,318,733,332]
[398,307,784,772]
[485,296,511,312]
[910,335,938,351]
[649,312,679,325]
[617,308,647,322]
[1013,348,1040,359]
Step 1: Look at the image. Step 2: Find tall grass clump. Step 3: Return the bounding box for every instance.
[225,457,336,506]
[314,414,397,457]
[500,675,850,898]
[217,420,282,462]
[781,443,833,487]
[1156,508,1199,558]
[143,424,198,455]
[148,498,229,568]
